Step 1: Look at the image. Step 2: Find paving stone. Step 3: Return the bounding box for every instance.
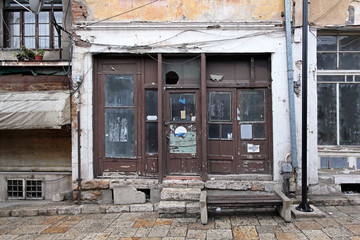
[168,226,187,237]
[322,227,354,238]
[294,220,324,230]
[42,226,70,234]
[230,215,260,226]
[302,229,332,240]
[315,217,340,228]
[187,229,207,239]
[154,219,172,226]
[81,204,106,214]
[106,205,130,213]
[277,222,300,233]
[148,225,170,237]
[161,188,201,201]
[9,225,50,235]
[57,205,81,215]
[130,203,153,212]
[109,227,137,238]
[133,218,156,228]
[162,237,185,240]
[350,237,360,240]
[256,225,282,234]
[214,216,231,229]
[275,232,308,240]
[134,227,151,237]
[207,229,233,240]
[345,224,360,235]
[233,226,258,240]
[259,233,276,240]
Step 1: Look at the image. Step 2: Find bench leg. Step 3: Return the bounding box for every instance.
[200,191,208,225]
[275,190,291,223]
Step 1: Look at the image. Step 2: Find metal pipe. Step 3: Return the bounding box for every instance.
[296,0,313,213]
[284,0,298,169]
[77,110,82,204]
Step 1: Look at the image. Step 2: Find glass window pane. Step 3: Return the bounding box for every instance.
[146,90,158,119]
[317,35,337,51]
[8,12,20,24]
[24,37,35,48]
[317,75,345,82]
[253,124,265,139]
[317,84,337,145]
[105,75,134,107]
[54,36,59,49]
[239,91,265,122]
[346,75,354,82]
[24,12,35,23]
[54,12,63,24]
[105,108,135,157]
[317,53,337,70]
[146,123,158,153]
[24,24,35,36]
[340,35,360,51]
[221,125,233,140]
[208,92,232,122]
[10,37,20,48]
[241,124,252,139]
[10,24,20,35]
[170,93,196,122]
[39,12,49,23]
[39,37,49,48]
[355,76,360,82]
[209,124,219,139]
[39,24,49,36]
[339,84,360,145]
[339,53,360,70]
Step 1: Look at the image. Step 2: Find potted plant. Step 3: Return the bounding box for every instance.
[14,46,35,61]
[34,49,45,60]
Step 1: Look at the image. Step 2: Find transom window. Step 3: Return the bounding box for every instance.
[317,33,360,146]
[4,0,62,49]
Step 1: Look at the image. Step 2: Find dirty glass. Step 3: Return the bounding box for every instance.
[317,53,337,70]
[340,35,360,51]
[317,36,337,51]
[105,108,135,157]
[169,124,196,154]
[209,124,220,139]
[208,92,232,122]
[346,75,354,82]
[356,76,360,82]
[253,124,265,139]
[163,58,201,84]
[339,84,360,145]
[339,53,360,70]
[105,75,134,107]
[146,123,158,153]
[221,125,233,140]
[317,75,345,82]
[240,124,252,140]
[317,84,337,145]
[239,91,265,122]
[170,93,196,122]
[146,90,158,119]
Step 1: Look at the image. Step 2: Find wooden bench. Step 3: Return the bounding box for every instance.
[200,190,291,224]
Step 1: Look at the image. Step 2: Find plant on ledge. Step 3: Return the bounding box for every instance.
[34,49,45,60]
[14,46,35,61]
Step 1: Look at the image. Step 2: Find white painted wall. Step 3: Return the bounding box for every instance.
[72,22,306,184]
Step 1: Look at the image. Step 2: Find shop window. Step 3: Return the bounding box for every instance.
[145,90,158,153]
[4,0,62,49]
[317,34,360,146]
[208,91,232,140]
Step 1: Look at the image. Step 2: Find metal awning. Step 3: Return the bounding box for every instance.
[0,91,70,129]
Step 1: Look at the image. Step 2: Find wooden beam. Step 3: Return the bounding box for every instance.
[157,53,164,183]
[201,53,207,181]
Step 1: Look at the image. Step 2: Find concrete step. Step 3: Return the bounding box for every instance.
[162,179,205,189]
[161,188,201,201]
[158,201,200,214]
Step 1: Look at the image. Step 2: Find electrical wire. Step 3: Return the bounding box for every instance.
[83,0,159,27]
[311,0,343,23]
[43,174,72,183]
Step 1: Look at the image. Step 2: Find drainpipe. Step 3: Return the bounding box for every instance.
[284,0,298,169]
[77,110,82,204]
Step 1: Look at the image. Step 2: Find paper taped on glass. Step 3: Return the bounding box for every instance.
[0,91,70,129]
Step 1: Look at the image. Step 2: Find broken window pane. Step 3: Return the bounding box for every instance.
[339,84,360,145]
[339,53,360,70]
[317,35,337,51]
[146,123,158,153]
[253,124,265,139]
[317,84,337,145]
[105,108,135,157]
[146,90,158,120]
[170,93,196,122]
[317,53,337,70]
[163,57,201,85]
[241,124,252,139]
[317,75,345,82]
[239,91,265,122]
[221,125,233,140]
[208,92,232,122]
[105,75,134,107]
[340,35,360,51]
[209,124,220,139]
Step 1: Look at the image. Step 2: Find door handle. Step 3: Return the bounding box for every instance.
[164,121,169,126]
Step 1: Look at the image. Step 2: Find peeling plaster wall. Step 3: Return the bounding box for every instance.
[80,0,284,22]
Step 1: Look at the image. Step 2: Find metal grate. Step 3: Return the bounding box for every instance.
[7,179,43,200]
[7,179,25,199]
[25,180,43,199]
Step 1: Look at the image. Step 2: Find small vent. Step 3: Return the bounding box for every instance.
[7,179,44,200]
[341,184,360,194]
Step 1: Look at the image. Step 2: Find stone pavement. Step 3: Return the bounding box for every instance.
[0,205,360,239]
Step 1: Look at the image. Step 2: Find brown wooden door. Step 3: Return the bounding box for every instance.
[165,90,201,175]
[237,89,272,174]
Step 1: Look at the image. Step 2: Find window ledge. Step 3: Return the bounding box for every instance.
[0,60,70,67]
[318,145,360,153]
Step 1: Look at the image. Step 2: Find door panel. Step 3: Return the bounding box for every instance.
[165,91,201,175]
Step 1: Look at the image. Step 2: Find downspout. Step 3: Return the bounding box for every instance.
[284,0,298,168]
[77,110,82,204]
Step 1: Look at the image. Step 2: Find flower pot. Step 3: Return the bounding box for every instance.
[35,55,43,60]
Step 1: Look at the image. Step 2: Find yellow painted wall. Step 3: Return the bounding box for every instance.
[84,0,284,22]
